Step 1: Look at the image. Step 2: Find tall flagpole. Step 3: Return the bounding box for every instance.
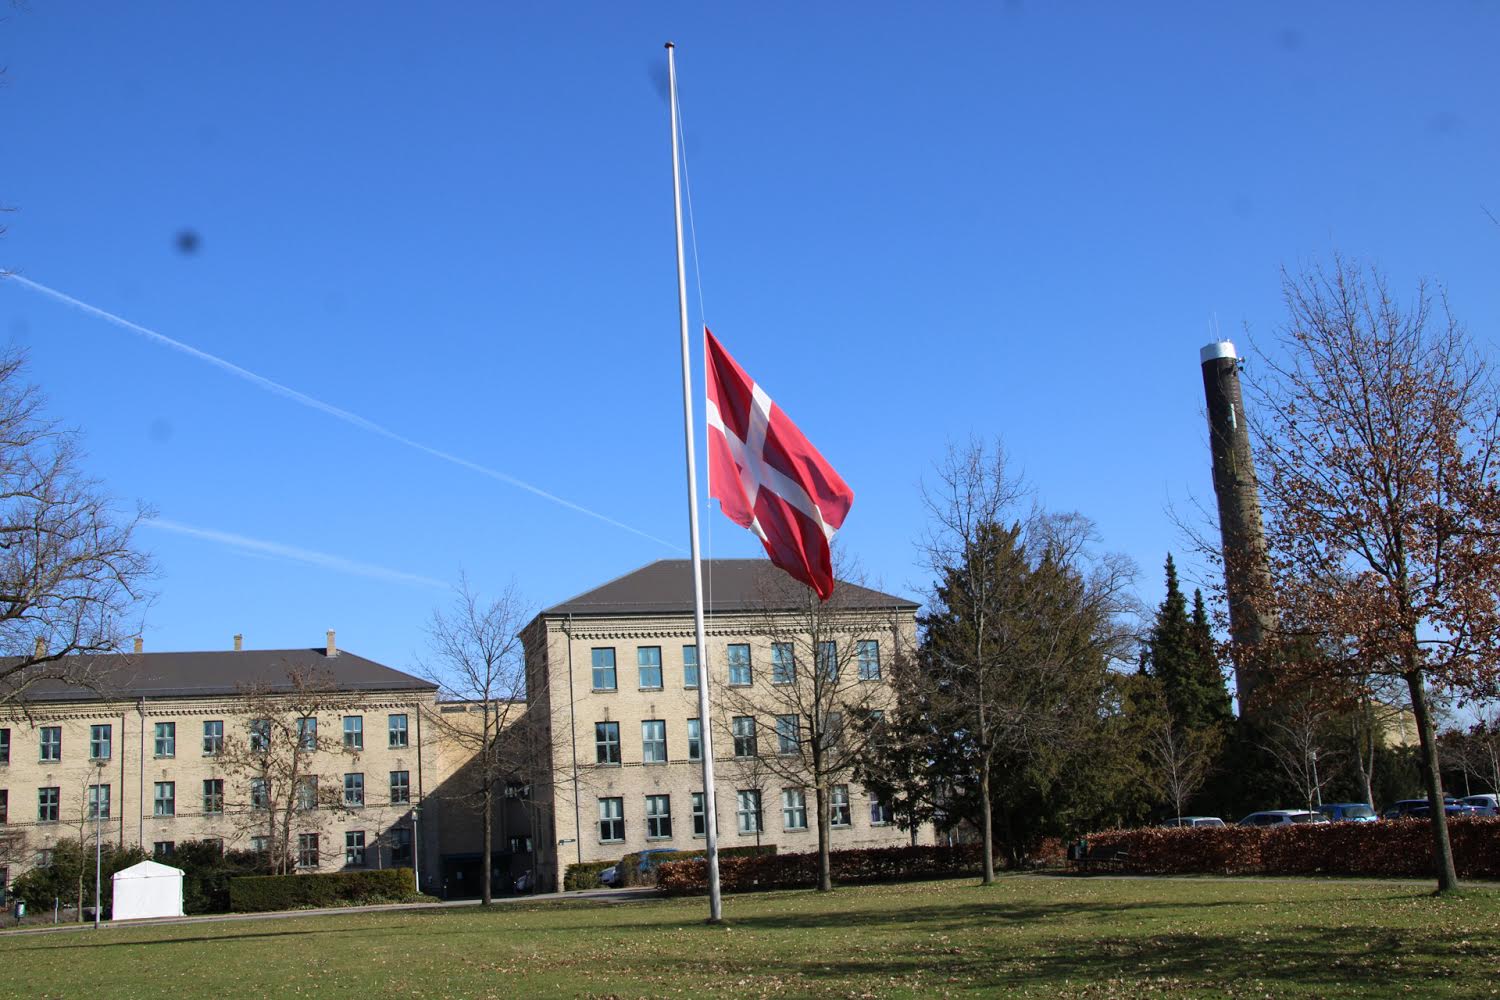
[667,41,723,923]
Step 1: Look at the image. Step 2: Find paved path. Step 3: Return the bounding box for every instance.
[0,887,659,938]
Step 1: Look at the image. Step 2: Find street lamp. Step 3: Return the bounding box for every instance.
[411,805,421,894]
[93,762,103,931]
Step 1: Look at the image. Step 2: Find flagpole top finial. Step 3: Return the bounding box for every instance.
[665,41,675,49]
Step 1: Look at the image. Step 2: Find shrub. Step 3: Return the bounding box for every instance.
[563,860,617,892]
[618,844,777,888]
[174,840,267,914]
[10,839,148,914]
[1082,817,1500,878]
[228,868,416,912]
[657,844,979,895]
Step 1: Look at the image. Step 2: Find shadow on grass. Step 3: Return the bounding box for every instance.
[0,926,371,953]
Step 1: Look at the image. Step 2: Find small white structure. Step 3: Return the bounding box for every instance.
[111,860,185,921]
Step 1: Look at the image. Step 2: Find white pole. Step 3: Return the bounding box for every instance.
[412,807,421,894]
[667,40,723,924]
[94,765,102,930]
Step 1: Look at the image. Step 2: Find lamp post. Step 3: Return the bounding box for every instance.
[411,806,421,894]
[93,762,103,930]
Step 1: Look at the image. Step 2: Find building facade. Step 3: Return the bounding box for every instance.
[0,632,442,901]
[522,560,925,891]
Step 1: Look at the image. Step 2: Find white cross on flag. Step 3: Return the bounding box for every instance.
[705,328,854,600]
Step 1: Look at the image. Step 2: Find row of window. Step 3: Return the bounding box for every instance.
[593,712,874,766]
[589,641,883,692]
[7,771,412,823]
[0,716,410,764]
[596,786,894,843]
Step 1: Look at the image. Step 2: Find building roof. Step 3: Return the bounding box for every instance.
[542,559,919,617]
[2,648,436,705]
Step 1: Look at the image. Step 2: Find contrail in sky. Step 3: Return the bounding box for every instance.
[143,518,449,589]
[4,274,681,550]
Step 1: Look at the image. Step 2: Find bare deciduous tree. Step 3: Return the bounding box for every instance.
[721,559,908,892]
[214,664,362,875]
[421,576,531,905]
[1247,257,1500,891]
[1140,701,1223,821]
[0,351,153,711]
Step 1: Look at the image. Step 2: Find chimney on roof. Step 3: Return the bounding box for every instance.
[33,637,45,659]
[233,633,243,651]
[133,637,144,654]
[326,629,337,658]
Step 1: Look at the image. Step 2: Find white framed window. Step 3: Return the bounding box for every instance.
[249,719,271,753]
[645,794,672,839]
[344,716,364,750]
[154,781,175,817]
[857,640,881,680]
[202,720,224,755]
[642,720,667,764]
[598,797,624,842]
[296,776,319,811]
[772,642,796,685]
[388,714,409,749]
[591,648,617,690]
[296,717,317,751]
[250,836,270,854]
[782,788,808,830]
[776,715,799,755]
[90,724,112,761]
[818,641,838,681]
[687,718,702,762]
[344,773,365,807]
[0,727,9,764]
[250,778,270,810]
[637,646,663,689]
[509,835,533,853]
[391,827,412,865]
[39,727,61,762]
[732,716,757,758]
[38,786,60,822]
[154,721,176,758]
[203,779,224,815]
[595,722,620,765]
[727,644,752,686]
[869,791,893,826]
[692,791,707,837]
[297,833,319,869]
[390,770,410,804]
[736,790,762,834]
[831,784,851,827]
[683,645,699,689]
[87,783,110,820]
[345,830,366,867]
[154,841,175,859]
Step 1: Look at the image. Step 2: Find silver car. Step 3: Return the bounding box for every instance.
[1238,809,1330,826]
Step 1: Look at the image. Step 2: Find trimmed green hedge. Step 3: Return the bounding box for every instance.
[229,868,416,912]
[657,844,980,895]
[619,844,777,887]
[563,860,617,891]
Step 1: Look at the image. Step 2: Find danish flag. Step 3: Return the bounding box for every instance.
[705,328,854,600]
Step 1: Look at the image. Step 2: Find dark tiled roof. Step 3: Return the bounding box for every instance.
[542,559,919,617]
[3,648,435,705]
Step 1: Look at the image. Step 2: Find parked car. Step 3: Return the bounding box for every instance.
[1382,798,1478,820]
[597,848,680,889]
[1159,816,1226,828]
[512,870,535,893]
[597,864,620,887]
[1238,810,1329,827]
[1316,803,1379,823]
[1459,794,1498,816]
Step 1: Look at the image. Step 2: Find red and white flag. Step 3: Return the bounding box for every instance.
[705,328,854,600]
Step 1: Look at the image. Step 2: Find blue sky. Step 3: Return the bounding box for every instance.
[2,3,1498,673]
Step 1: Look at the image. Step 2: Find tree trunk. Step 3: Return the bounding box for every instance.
[1407,671,1459,892]
[979,753,995,885]
[481,785,493,906]
[815,784,832,893]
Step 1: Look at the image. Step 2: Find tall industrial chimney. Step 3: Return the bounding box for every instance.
[1201,340,1277,712]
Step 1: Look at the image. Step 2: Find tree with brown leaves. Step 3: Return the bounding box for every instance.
[1248,257,1500,891]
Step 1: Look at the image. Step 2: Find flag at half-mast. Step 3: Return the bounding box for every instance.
[705,328,854,600]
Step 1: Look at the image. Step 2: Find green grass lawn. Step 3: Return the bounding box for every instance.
[3,876,1498,998]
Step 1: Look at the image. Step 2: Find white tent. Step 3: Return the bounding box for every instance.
[111,860,185,921]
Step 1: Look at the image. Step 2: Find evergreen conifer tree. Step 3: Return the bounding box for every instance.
[1144,556,1233,730]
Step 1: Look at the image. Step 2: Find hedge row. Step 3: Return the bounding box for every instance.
[1083,817,1500,878]
[618,844,777,888]
[228,868,417,912]
[657,844,981,895]
[563,860,616,892]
